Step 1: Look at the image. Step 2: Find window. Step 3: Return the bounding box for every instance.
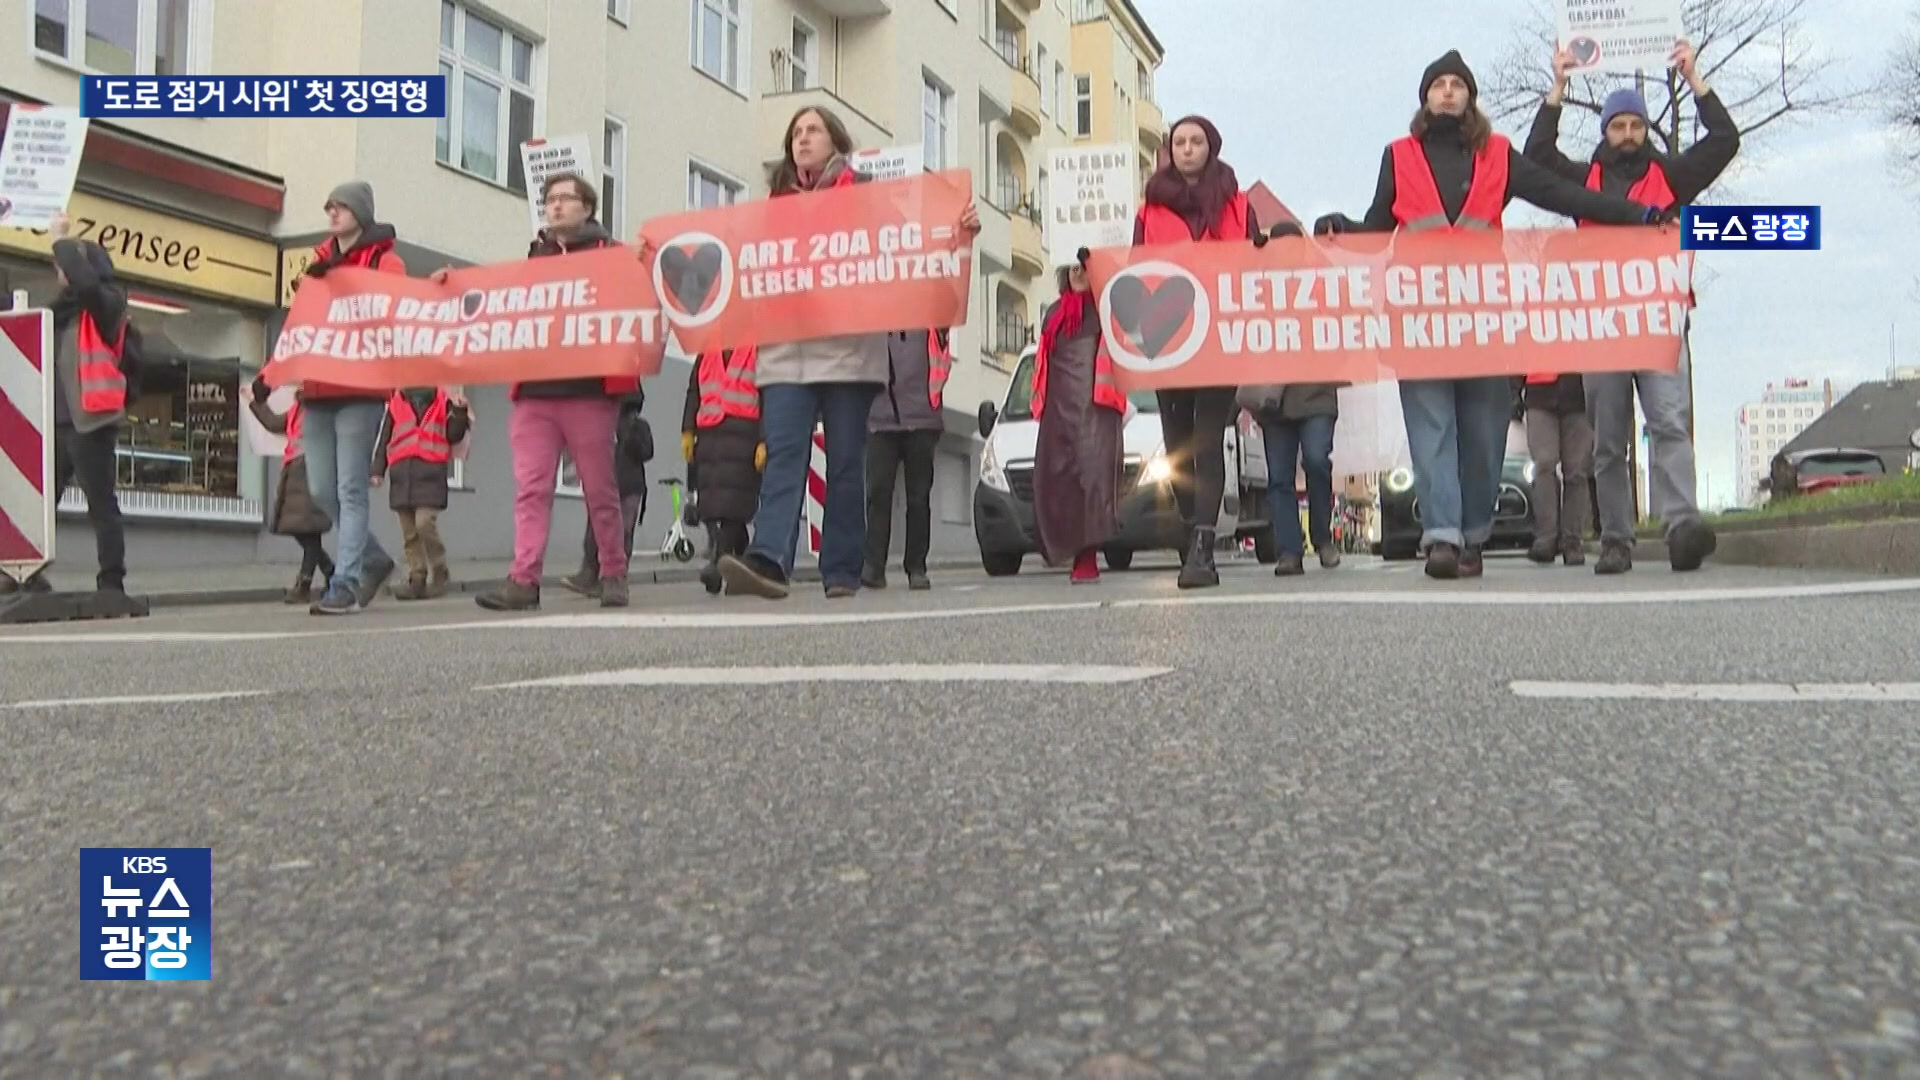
[35,0,205,76]
[995,27,1019,67]
[438,2,538,193]
[996,156,1020,212]
[788,17,817,91]
[691,0,747,92]
[608,0,630,23]
[1054,62,1067,128]
[602,117,627,237]
[1074,74,1092,137]
[1037,45,1051,115]
[922,75,953,171]
[688,162,744,209]
[1138,61,1152,102]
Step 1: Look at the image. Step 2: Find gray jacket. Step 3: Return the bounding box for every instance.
[50,239,131,435]
[869,330,945,432]
[1236,381,1340,423]
[754,154,888,388]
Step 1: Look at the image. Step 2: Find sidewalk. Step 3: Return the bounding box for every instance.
[28,555,987,608]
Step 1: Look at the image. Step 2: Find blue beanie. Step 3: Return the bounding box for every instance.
[1600,88,1648,129]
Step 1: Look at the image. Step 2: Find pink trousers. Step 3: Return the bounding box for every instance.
[508,396,626,586]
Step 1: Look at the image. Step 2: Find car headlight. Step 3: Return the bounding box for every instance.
[980,441,1010,492]
[1385,467,1413,493]
[1140,451,1174,486]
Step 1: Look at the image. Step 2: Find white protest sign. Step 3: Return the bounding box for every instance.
[518,133,595,236]
[1558,0,1683,75]
[1046,144,1134,267]
[850,145,924,183]
[0,105,89,231]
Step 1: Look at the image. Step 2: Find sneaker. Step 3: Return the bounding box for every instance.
[1526,538,1557,564]
[824,583,859,599]
[1424,543,1461,580]
[598,575,630,608]
[1274,553,1305,577]
[353,553,397,610]
[1318,548,1342,570]
[282,577,314,605]
[719,553,790,600]
[392,573,428,601]
[699,563,723,595]
[1560,539,1586,567]
[310,585,360,616]
[907,571,931,591]
[1667,520,1717,573]
[1070,550,1100,584]
[1594,541,1633,575]
[860,567,888,590]
[559,571,601,598]
[1459,545,1485,578]
[476,579,541,611]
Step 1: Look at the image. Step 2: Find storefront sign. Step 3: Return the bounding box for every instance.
[0,191,278,306]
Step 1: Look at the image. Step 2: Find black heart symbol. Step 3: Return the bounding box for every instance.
[1108,274,1196,358]
[460,289,485,320]
[1568,37,1599,66]
[660,242,725,315]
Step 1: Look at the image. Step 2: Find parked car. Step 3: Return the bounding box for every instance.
[1766,447,1887,499]
[1374,421,1535,561]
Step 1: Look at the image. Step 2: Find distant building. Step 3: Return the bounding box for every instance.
[1734,378,1838,505]
[1779,377,1920,478]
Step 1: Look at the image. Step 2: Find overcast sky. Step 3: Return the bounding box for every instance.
[1133,0,1905,509]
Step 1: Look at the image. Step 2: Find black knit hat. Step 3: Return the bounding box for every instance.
[1419,49,1477,102]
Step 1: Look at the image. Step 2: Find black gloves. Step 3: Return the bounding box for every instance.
[1252,230,1268,249]
[1641,204,1680,225]
[303,261,328,279]
[1268,221,1305,240]
[1313,213,1357,237]
[1075,246,1091,267]
[250,374,270,403]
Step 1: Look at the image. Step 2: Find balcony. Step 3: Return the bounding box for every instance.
[1137,97,1163,148]
[757,86,892,168]
[1008,59,1043,138]
[1010,203,1045,278]
[813,0,891,15]
[975,197,1013,277]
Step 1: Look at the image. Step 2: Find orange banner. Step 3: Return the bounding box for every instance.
[265,246,665,390]
[640,170,974,353]
[1083,226,1693,391]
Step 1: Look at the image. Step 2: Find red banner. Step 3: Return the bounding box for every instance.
[265,246,665,390]
[1082,226,1693,390]
[640,170,974,353]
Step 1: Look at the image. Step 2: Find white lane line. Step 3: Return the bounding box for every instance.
[480,663,1172,690]
[5,690,269,709]
[1511,681,1920,702]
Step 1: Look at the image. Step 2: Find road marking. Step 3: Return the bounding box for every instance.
[1511,681,1920,702]
[1113,578,1920,608]
[5,690,268,709]
[480,663,1172,690]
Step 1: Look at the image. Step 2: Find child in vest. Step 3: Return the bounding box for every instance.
[680,348,765,595]
[248,375,335,603]
[371,387,471,599]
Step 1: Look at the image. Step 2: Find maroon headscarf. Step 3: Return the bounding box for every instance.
[1143,115,1240,241]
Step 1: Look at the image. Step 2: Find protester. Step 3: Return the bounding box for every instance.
[371,386,471,599]
[681,348,763,595]
[1526,38,1739,574]
[464,171,637,611]
[563,388,653,599]
[1135,115,1263,590]
[246,376,334,604]
[1315,50,1664,580]
[672,106,977,600]
[862,329,952,591]
[1520,373,1591,566]
[1,213,134,604]
[1032,255,1127,585]
[295,181,405,614]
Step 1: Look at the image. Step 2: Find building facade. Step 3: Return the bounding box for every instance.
[1734,378,1836,505]
[2,0,1152,574]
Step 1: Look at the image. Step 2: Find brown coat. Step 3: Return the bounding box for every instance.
[248,397,331,536]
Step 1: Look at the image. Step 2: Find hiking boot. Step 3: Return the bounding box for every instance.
[1526,537,1557,564]
[426,568,451,599]
[1274,552,1305,577]
[1176,529,1219,590]
[476,579,540,611]
[1668,520,1717,573]
[1070,550,1100,584]
[699,562,723,595]
[1318,548,1341,570]
[392,573,428,601]
[283,576,315,605]
[310,584,360,615]
[598,575,630,608]
[1595,541,1633,575]
[860,566,888,590]
[907,571,931,591]
[1560,538,1586,567]
[354,552,397,610]
[825,583,859,599]
[1459,545,1485,578]
[719,553,790,600]
[559,570,601,598]
[1424,542,1461,580]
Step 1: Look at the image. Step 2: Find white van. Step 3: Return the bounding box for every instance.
[972,345,1273,575]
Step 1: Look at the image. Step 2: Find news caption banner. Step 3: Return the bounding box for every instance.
[80,76,446,118]
[265,246,665,390]
[639,169,975,354]
[80,848,212,981]
[1682,205,1821,251]
[1080,225,1694,391]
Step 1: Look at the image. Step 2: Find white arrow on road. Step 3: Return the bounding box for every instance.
[480,663,1172,690]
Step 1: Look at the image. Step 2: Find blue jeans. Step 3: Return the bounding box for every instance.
[1398,377,1513,550]
[746,382,879,587]
[1262,414,1335,557]
[299,399,391,590]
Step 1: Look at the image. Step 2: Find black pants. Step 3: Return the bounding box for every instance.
[705,518,749,562]
[864,429,939,575]
[53,425,126,591]
[294,533,334,582]
[1154,387,1237,531]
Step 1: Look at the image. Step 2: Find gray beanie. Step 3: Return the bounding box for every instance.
[324,180,376,229]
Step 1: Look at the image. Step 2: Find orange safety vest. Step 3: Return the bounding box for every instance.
[1578,160,1676,224]
[386,390,452,465]
[1136,191,1252,245]
[75,311,128,414]
[926,329,952,410]
[1388,133,1511,232]
[1032,319,1125,420]
[283,401,305,465]
[695,346,760,428]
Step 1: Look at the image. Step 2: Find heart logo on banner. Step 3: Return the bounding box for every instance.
[1568,37,1601,67]
[1108,274,1197,359]
[460,289,487,320]
[660,242,727,317]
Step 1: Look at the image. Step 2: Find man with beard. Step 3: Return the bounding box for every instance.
[1525,39,1740,574]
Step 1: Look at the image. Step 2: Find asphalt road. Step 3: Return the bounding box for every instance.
[4,554,1919,1077]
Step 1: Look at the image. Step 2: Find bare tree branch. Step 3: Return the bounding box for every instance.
[1879,10,1920,184]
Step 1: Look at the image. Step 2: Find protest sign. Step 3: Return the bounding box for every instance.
[1046,144,1134,265]
[519,133,594,235]
[1558,0,1683,75]
[1082,226,1693,392]
[639,169,974,353]
[850,145,924,183]
[264,246,665,390]
[0,105,89,230]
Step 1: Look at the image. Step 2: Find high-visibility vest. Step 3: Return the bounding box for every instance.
[1388,133,1511,232]
[75,311,128,414]
[695,346,760,428]
[284,401,304,465]
[386,390,452,465]
[1525,373,1558,385]
[1136,191,1251,245]
[1579,160,1675,224]
[926,329,951,409]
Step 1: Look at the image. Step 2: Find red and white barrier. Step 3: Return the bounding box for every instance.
[804,425,825,559]
[0,310,55,584]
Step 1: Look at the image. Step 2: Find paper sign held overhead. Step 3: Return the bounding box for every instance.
[0,105,89,231]
[850,145,924,184]
[1046,144,1134,267]
[519,134,595,237]
[1557,0,1684,75]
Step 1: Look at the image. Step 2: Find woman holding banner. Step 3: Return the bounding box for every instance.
[1313,50,1663,580]
[1135,116,1262,591]
[1032,254,1128,585]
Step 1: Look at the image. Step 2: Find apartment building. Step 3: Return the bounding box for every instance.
[0,0,1117,570]
[1734,378,1836,506]
[1066,0,1162,192]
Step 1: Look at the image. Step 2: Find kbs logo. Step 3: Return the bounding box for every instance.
[80,848,212,981]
